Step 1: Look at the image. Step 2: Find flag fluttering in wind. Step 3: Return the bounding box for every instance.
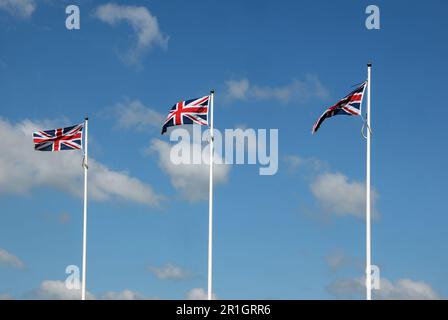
[161,95,210,134]
[33,123,84,151]
[312,64,373,301]
[33,118,89,301]
[161,92,216,300]
[312,81,367,134]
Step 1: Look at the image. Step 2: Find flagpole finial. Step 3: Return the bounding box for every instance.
[367,62,372,67]
[210,89,215,94]
[85,116,89,121]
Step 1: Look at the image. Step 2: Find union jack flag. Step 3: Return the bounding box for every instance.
[312,81,367,134]
[161,95,209,134]
[33,123,84,151]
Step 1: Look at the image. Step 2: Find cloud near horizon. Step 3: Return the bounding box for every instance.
[186,288,217,300]
[328,277,441,300]
[29,280,147,300]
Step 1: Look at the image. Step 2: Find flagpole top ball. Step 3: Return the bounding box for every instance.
[85,116,89,121]
[367,63,372,67]
[210,90,215,94]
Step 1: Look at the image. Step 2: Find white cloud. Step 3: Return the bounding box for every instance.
[327,277,364,298]
[224,75,329,104]
[328,277,441,300]
[149,138,229,202]
[186,288,217,300]
[325,249,359,272]
[89,162,162,206]
[310,172,378,219]
[95,3,168,64]
[101,289,146,300]
[113,100,163,131]
[379,278,441,300]
[0,294,13,300]
[283,154,326,174]
[284,155,304,172]
[31,280,95,300]
[148,263,190,281]
[30,280,146,300]
[0,248,24,269]
[0,0,35,18]
[0,117,162,207]
[225,79,250,100]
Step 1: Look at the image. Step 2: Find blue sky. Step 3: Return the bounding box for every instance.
[0,0,447,299]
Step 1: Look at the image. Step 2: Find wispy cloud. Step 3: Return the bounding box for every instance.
[147,263,190,281]
[284,155,304,171]
[0,117,163,207]
[225,79,250,100]
[0,248,24,269]
[113,100,163,132]
[95,3,168,64]
[328,277,441,300]
[0,0,35,19]
[325,249,362,272]
[224,75,329,104]
[186,288,217,300]
[101,289,148,300]
[283,154,325,174]
[29,280,148,300]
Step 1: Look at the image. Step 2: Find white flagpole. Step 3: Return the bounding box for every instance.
[366,64,372,300]
[81,116,89,300]
[207,90,215,300]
